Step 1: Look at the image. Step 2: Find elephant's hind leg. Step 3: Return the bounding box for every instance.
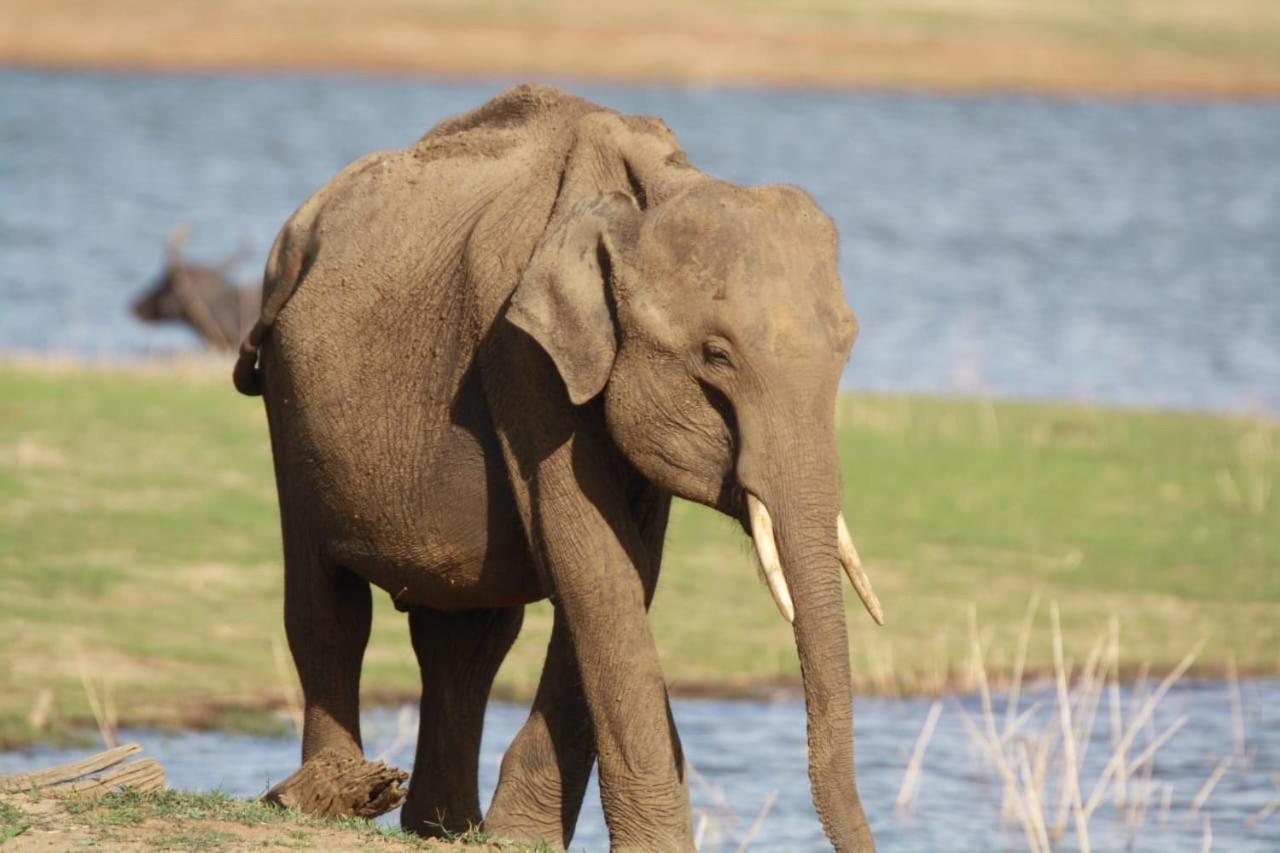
[283,539,372,763]
[263,534,410,819]
[401,605,524,838]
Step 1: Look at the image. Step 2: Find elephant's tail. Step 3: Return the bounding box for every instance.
[232,320,268,396]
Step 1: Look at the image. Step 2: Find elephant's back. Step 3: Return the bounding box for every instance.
[257,84,603,356]
[410,83,597,164]
[264,138,568,401]
[258,85,596,328]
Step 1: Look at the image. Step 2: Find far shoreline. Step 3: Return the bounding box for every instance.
[3,1,1280,103]
[9,56,1280,106]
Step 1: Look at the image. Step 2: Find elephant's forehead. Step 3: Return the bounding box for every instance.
[634,188,855,352]
[644,189,812,267]
[733,276,856,361]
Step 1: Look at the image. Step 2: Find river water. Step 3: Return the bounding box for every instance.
[3,681,1278,851]
[1,70,1278,411]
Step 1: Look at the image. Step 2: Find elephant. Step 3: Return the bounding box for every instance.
[233,84,884,851]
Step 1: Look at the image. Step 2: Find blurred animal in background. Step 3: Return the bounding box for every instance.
[131,225,260,350]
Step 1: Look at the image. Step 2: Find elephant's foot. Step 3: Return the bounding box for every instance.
[485,787,574,850]
[401,803,481,840]
[261,748,408,819]
[485,735,581,848]
[400,786,486,840]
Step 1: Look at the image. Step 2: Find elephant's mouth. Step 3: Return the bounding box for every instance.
[742,489,885,627]
[716,476,749,530]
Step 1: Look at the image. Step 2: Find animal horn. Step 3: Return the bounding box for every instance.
[167,223,190,262]
[747,494,795,624]
[837,512,885,626]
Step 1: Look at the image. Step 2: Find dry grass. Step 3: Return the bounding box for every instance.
[684,754,780,852]
[910,596,1276,851]
[2,0,1280,96]
[893,699,942,814]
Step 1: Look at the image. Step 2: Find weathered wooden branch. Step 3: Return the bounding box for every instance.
[60,758,167,796]
[0,743,166,798]
[0,743,141,792]
[262,749,408,819]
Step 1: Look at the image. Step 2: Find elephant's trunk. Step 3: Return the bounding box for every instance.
[740,426,876,852]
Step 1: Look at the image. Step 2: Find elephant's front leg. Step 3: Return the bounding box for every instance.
[485,608,596,846]
[488,487,675,848]
[514,448,692,851]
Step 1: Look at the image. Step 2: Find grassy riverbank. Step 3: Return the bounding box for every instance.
[0,359,1276,747]
[2,1,1280,97]
[0,789,538,850]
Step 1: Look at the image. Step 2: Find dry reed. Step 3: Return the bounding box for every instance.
[735,791,778,853]
[919,601,1234,853]
[75,647,118,749]
[1158,782,1174,824]
[1226,653,1246,759]
[895,700,943,815]
[962,606,1045,853]
[1244,774,1280,829]
[686,756,739,851]
[1188,755,1232,820]
[373,704,416,765]
[1049,603,1090,851]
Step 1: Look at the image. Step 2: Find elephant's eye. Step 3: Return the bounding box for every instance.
[703,342,734,369]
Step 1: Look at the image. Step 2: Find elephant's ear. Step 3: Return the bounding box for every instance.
[507,192,640,405]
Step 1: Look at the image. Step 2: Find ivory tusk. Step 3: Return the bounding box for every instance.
[747,494,795,624]
[837,512,885,626]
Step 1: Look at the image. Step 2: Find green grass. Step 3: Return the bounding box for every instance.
[0,360,1276,747]
[61,790,315,829]
[0,800,27,844]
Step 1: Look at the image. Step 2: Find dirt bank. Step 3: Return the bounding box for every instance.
[3,0,1280,97]
[0,789,506,850]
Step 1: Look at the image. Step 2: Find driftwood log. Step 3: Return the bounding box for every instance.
[261,749,408,819]
[0,743,166,796]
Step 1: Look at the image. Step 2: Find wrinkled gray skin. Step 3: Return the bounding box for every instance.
[234,85,874,851]
[133,234,257,350]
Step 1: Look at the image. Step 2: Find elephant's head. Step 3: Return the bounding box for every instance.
[509,180,881,850]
